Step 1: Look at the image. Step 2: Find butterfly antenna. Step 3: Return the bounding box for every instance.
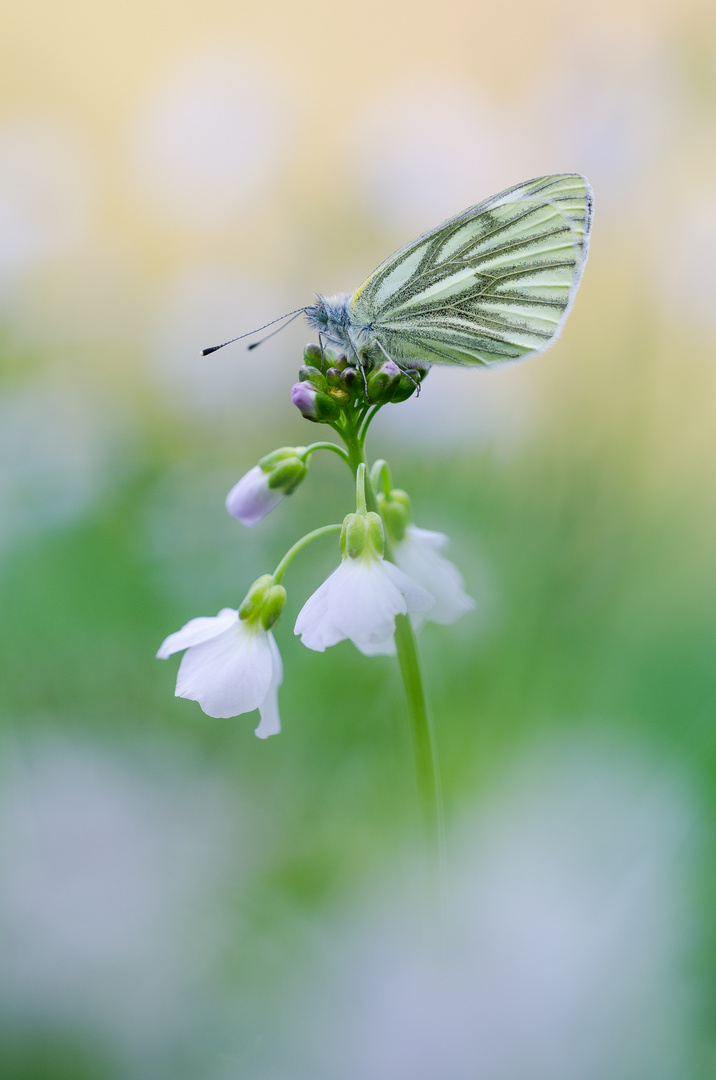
[246,309,303,350]
[201,308,305,356]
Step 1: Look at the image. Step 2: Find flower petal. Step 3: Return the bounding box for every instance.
[356,634,397,657]
[394,525,474,625]
[156,608,238,659]
[254,633,283,738]
[295,554,433,654]
[381,560,435,614]
[294,567,348,652]
[407,525,448,550]
[175,621,274,718]
[226,465,284,527]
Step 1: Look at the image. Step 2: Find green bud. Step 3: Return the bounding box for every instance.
[391,365,429,403]
[258,446,304,470]
[303,343,323,368]
[340,366,360,392]
[366,359,401,404]
[325,367,342,386]
[260,584,287,630]
[239,573,273,621]
[267,455,308,494]
[298,365,327,391]
[378,488,411,543]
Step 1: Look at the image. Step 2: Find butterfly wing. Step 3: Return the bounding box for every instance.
[350,174,593,366]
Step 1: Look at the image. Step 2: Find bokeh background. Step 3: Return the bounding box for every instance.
[2,0,716,1076]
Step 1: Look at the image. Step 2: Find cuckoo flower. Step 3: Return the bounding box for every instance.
[295,509,433,656]
[157,577,286,737]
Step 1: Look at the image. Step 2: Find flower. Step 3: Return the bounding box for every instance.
[375,481,474,628]
[294,510,433,655]
[226,448,308,527]
[157,583,285,737]
[393,525,475,626]
[291,380,342,422]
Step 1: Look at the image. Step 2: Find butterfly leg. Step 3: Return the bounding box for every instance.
[344,331,372,401]
[318,333,327,371]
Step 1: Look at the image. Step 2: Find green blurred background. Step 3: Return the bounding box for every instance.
[1,0,716,1076]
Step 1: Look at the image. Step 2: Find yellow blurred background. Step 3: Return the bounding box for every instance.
[2,0,716,1077]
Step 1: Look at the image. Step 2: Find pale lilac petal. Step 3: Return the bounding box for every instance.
[294,568,347,652]
[356,634,397,657]
[295,554,433,654]
[225,465,284,527]
[408,525,449,550]
[156,608,238,659]
[254,633,283,738]
[382,560,435,614]
[331,559,408,644]
[394,525,474,625]
[175,621,274,718]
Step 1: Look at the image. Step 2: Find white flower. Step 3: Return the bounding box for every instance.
[393,525,475,626]
[295,554,434,656]
[225,465,285,527]
[157,607,283,737]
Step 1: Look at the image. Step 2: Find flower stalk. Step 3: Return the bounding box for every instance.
[340,426,444,881]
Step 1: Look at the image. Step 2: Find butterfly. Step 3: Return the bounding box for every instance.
[204,173,593,371]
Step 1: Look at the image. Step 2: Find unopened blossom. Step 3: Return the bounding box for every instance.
[295,510,433,655]
[291,380,341,423]
[157,578,286,737]
[226,466,285,526]
[226,448,308,527]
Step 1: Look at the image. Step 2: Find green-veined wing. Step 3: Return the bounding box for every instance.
[350,173,593,366]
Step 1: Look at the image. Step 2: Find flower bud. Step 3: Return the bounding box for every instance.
[266,455,308,494]
[378,487,411,543]
[298,365,327,390]
[390,364,429,403]
[366,359,402,404]
[340,366,360,392]
[239,573,273,621]
[227,448,309,526]
[260,584,287,630]
[303,343,323,368]
[291,381,341,423]
[340,511,385,560]
[226,466,283,527]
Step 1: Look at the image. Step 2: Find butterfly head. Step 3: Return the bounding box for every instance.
[304,293,353,339]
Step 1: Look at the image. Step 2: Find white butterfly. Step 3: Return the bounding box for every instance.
[205,174,593,371]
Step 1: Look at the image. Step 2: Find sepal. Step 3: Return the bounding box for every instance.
[239,574,287,630]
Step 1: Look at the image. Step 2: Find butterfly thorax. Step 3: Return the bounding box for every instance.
[304,293,376,365]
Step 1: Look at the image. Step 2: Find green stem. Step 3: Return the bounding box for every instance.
[340,431,443,877]
[393,614,444,866]
[358,403,383,443]
[303,440,350,464]
[272,524,342,584]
